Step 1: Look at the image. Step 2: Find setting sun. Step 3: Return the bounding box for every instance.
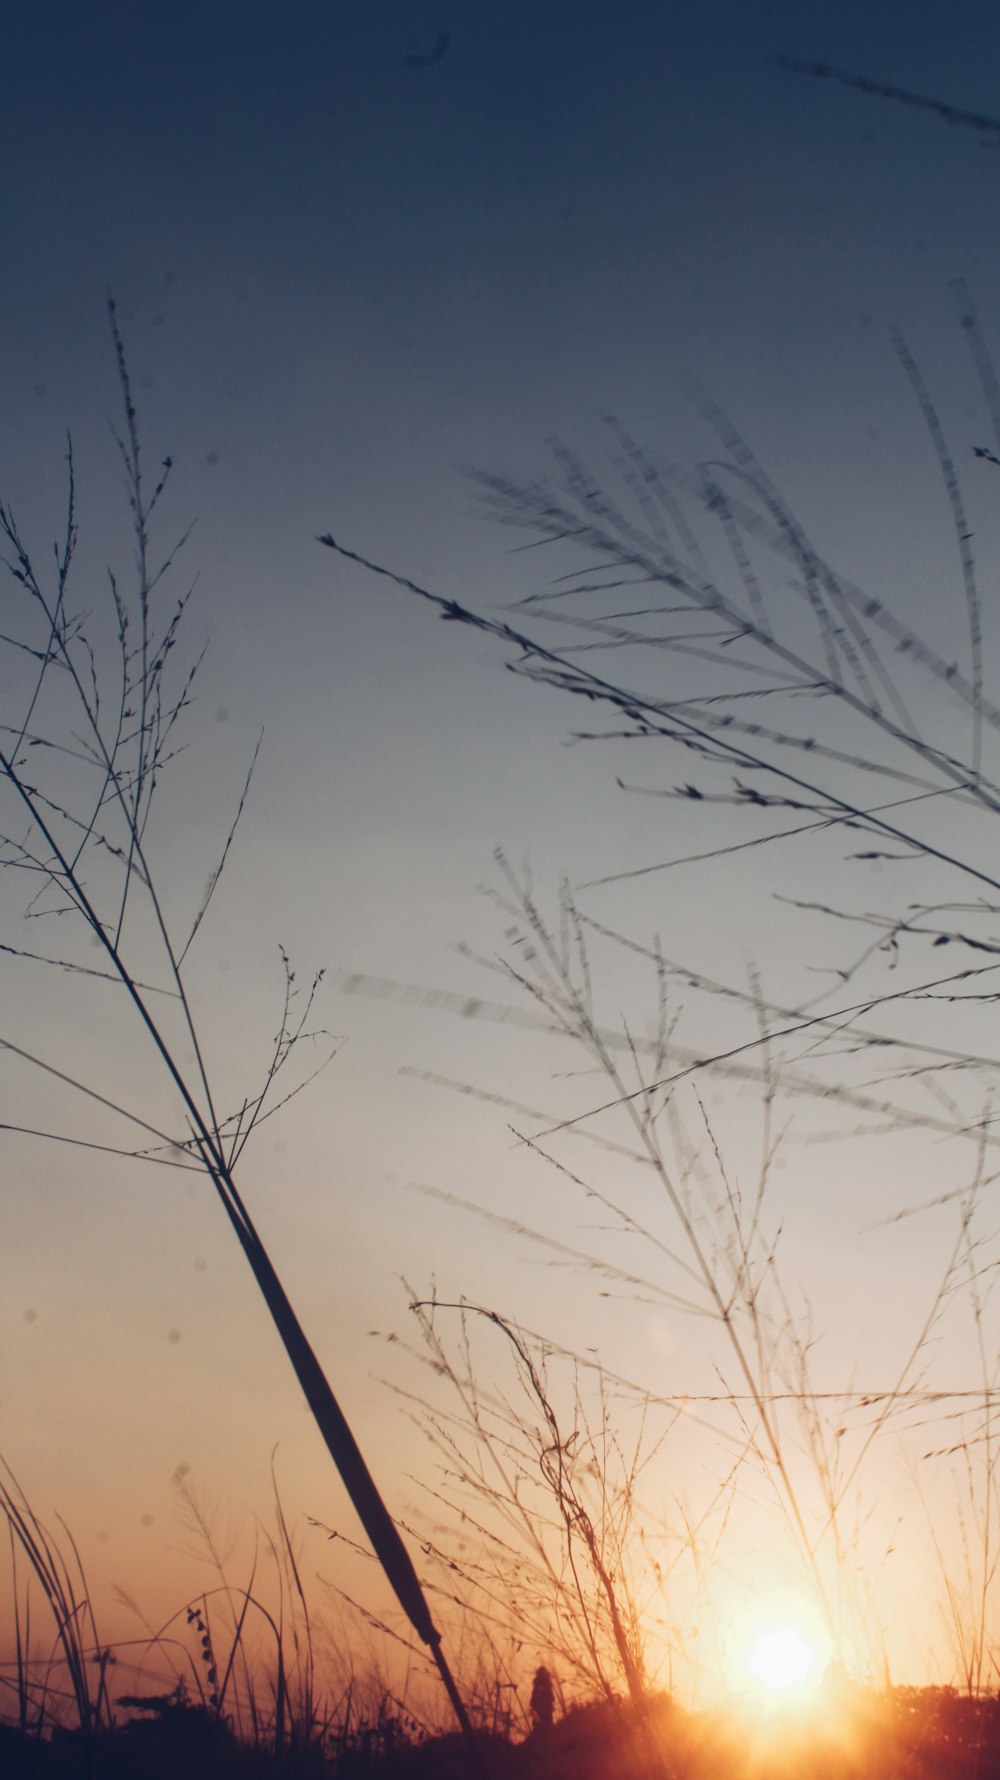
[744,1621,822,1697]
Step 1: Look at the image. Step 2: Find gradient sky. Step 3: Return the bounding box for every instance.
[4,0,1000,1705]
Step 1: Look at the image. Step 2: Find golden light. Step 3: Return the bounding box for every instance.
[743,1620,822,1698]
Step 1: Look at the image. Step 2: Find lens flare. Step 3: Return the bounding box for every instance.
[745,1621,818,1695]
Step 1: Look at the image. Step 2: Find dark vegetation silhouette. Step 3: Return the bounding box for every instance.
[7,311,1000,1770]
[318,280,1000,1760]
[0,301,469,1743]
[7,54,1000,1779]
[776,54,1000,139]
[530,1665,554,1733]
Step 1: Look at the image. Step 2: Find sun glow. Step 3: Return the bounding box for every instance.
[743,1620,822,1698]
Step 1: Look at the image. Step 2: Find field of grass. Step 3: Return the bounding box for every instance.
[3,1678,1000,1779]
[6,283,1000,1773]
[4,1447,997,1779]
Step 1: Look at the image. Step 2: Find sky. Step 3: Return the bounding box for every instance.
[4,0,1000,1713]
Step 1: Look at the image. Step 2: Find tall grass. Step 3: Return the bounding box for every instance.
[0,1456,115,1742]
[7,283,1000,1757]
[322,297,1000,1691]
[0,303,469,1732]
[392,1296,660,1705]
[0,1455,443,1770]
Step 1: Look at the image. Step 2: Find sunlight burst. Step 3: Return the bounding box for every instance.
[744,1621,820,1696]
